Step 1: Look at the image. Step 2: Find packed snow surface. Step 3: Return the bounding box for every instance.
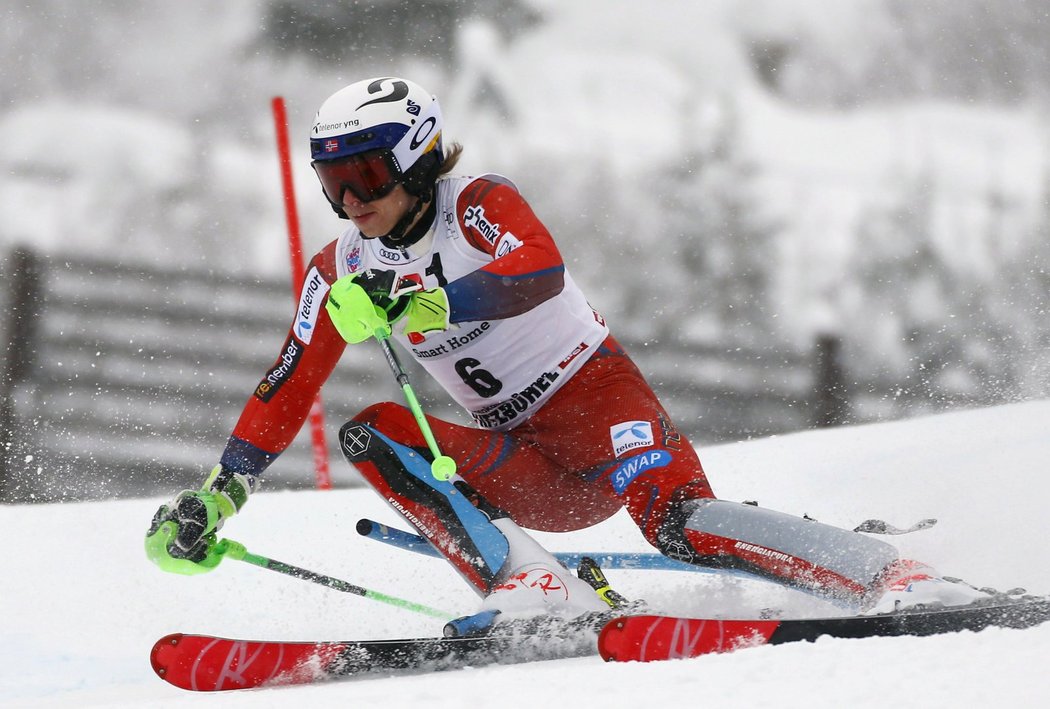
[3,401,1049,707]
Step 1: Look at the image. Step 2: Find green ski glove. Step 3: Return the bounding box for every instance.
[402,288,451,336]
[145,465,252,575]
[350,269,417,320]
[325,275,394,343]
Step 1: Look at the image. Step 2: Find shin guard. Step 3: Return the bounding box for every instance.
[660,498,900,600]
[339,421,510,593]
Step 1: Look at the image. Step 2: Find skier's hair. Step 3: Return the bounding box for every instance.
[437,142,464,177]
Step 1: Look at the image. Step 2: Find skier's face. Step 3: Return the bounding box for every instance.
[342,184,416,239]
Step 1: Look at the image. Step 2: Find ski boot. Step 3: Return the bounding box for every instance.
[864,560,993,614]
[444,557,635,638]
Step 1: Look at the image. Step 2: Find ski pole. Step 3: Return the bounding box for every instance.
[332,278,455,481]
[373,330,457,481]
[213,537,453,620]
[355,518,715,574]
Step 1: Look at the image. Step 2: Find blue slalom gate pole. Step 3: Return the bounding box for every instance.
[355,518,715,574]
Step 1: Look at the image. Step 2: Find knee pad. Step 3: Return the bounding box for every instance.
[353,402,421,442]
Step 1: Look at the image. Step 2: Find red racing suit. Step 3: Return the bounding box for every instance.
[219,174,715,545]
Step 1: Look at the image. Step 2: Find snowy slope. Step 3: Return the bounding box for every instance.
[2,401,1049,707]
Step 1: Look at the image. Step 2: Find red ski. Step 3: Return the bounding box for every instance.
[152,621,601,691]
[599,596,1050,663]
[151,634,356,691]
[598,617,778,662]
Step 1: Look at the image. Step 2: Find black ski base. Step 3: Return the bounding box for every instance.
[327,628,595,676]
[768,596,1050,644]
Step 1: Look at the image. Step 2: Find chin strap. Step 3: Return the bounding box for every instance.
[380,190,437,249]
[380,149,443,247]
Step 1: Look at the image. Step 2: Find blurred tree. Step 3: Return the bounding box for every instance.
[748,38,792,93]
[883,0,1050,104]
[747,0,1050,107]
[654,103,782,345]
[847,162,1050,418]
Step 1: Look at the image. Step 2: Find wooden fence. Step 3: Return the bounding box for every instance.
[1,248,845,503]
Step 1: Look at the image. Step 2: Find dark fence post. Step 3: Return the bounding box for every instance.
[813,334,850,428]
[1,248,42,501]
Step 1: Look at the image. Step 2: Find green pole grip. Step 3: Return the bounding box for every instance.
[217,538,247,561]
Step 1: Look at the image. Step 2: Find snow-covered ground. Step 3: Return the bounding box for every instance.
[3,400,1049,707]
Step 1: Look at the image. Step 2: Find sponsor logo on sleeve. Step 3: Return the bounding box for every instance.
[254,335,304,402]
[611,449,673,494]
[295,267,330,344]
[495,232,523,258]
[462,205,503,246]
[610,420,654,457]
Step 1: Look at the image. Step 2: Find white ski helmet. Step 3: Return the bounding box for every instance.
[310,77,444,219]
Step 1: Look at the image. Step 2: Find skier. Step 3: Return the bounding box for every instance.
[146,77,986,629]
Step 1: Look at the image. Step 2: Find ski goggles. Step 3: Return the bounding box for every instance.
[312,149,401,204]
